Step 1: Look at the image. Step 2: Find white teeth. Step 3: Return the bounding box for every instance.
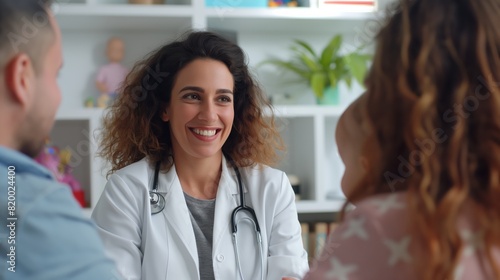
[193,128,216,137]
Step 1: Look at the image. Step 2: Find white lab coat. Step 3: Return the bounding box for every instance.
[91,157,309,280]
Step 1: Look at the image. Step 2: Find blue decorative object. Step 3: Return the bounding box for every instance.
[317,86,340,105]
[205,0,268,8]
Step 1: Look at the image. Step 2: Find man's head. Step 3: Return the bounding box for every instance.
[0,0,63,158]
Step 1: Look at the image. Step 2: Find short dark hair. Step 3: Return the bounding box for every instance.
[99,31,284,175]
[0,0,54,73]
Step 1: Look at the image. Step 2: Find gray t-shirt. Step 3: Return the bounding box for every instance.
[184,193,216,280]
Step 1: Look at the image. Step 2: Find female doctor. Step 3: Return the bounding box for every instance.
[91,31,309,280]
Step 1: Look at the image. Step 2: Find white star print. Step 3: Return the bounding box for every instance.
[325,257,358,280]
[341,216,369,241]
[371,195,404,215]
[454,265,464,280]
[460,229,484,257]
[384,236,412,266]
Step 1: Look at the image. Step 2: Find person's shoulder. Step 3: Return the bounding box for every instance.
[345,192,410,236]
[113,157,151,178]
[350,192,407,215]
[16,182,86,229]
[242,163,288,188]
[15,171,72,210]
[26,185,83,216]
[244,163,285,178]
[105,158,155,193]
[241,164,290,196]
[14,187,123,280]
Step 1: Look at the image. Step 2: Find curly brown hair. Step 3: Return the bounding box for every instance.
[98,31,284,176]
[344,0,500,279]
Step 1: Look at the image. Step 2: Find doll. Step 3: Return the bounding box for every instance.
[95,37,129,107]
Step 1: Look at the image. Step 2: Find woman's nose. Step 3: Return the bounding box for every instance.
[197,102,217,122]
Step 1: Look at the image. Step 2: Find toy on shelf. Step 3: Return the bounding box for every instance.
[84,97,95,108]
[269,0,298,7]
[35,142,86,207]
[95,37,129,108]
[97,94,110,108]
[129,0,163,4]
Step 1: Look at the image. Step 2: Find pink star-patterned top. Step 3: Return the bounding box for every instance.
[304,192,500,280]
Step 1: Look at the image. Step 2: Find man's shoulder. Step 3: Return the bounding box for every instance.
[3,182,123,280]
[14,170,72,209]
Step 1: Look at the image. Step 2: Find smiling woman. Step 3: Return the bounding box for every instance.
[162,59,235,171]
[92,31,309,280]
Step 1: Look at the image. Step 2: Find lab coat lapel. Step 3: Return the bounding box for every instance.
[212,157,240,254]
[161,164,199,271]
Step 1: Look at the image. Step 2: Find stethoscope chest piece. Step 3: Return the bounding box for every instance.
[149,191,165,215]
[150,161,165,215]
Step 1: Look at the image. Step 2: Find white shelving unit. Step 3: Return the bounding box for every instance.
[52,0,391,216]
[271,105,348,213]
[56,4,195,31]
[205,8,376,34]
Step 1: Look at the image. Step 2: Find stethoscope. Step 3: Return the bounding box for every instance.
[148,159,264,280]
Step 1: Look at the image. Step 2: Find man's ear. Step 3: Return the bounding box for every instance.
[4,53,34,107]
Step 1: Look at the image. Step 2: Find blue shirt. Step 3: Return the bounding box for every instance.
[0,146,122,280]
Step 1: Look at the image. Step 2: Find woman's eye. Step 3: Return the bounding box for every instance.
[218,96,232,103]
[183,93,200,100]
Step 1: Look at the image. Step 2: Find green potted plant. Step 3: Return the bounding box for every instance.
[261,35,371,105]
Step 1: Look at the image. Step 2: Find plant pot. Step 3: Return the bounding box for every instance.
[316,86,340,105]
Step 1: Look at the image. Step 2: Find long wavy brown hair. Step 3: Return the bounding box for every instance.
[345,0,500,279]
[98,31,284,176]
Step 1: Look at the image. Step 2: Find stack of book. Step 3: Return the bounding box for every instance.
[300,222,339,263]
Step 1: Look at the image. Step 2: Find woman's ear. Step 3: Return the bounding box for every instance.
[161,110,169,122]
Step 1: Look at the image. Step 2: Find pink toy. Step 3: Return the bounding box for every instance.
[35,143,86,207]
[95,37,129,105]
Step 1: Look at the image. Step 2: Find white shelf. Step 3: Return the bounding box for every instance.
[54,3,381,33]
[56,3,193,16]
[273,105,347,117]
[206,8,380,33]
[205,8,375,20]
[56,108,104,120]
[55,4,194,31]
[296,199,346,213]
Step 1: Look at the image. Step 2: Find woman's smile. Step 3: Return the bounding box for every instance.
[190,127,221,141]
